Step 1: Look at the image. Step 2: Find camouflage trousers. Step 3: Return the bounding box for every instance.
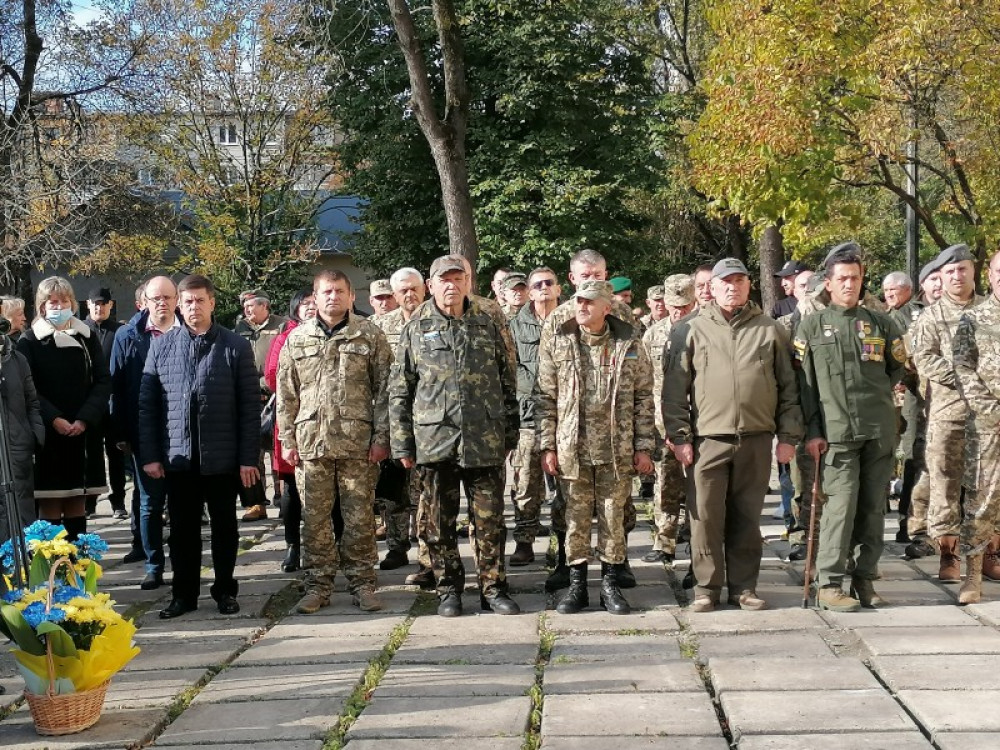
[927,419,966,539]
[376,459,411,554]
[559,464,630,565]
[651,451,686,555]
[409,469,432,569]
[417,462,508,597]
[961,429,1000,555]
[296,457,378,596]
[789,442,825,546]
[906,469,930,539]
[551,474,635,540]
[511,429,543,544]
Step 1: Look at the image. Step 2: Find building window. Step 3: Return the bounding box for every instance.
[218,123,238,144]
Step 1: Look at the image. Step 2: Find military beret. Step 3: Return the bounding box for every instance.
[502,272,527,290]
[936,243,975,268]
[370,279,393,297]
[775,260,809,278]
[712,258,749,279]
[918,257,943,285]
[821,241,864,270]
[574,279,613,303]
[662,275,695,307]
[609,277,632,293]
[429,254,467,278]
[646,285,665,301]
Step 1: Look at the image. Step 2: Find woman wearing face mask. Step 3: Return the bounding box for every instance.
[16,276,111,540]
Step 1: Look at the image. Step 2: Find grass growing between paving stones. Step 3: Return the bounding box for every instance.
[321,616,414,750]
[676,622,736,747]
[522,613,556,750]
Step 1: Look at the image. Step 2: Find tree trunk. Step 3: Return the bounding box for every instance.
[758,223,784,317]
[428,132,478,259]
[725,214,749,261]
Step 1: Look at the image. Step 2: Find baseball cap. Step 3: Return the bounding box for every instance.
[574,279,613,303]
[428,254,467,278]
[712,258,749,279]
[88,287,112,303]
[609,277,632,293]
[662,275,695,306]
[502,273,527,290]
[775,260,809,278]
[370,279,393,297]
[646,285,665,301]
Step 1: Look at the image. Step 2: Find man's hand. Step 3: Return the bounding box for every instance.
[67,420,87,436]
[806,437,828,462]
[53,417,73,436]
[672,443,694,467]
[282,446,300,468]
[144,462,165,479]
[400,456,415,470]
[775,442,795,465]
[239,465,261,488]
[633,451,654,475]
[542,450,559,476]
[369,444,389,464]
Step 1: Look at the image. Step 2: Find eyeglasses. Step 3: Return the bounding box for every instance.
[146,296,176,304]
[530,279,556,290]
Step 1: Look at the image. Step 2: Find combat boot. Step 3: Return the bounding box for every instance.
[600,563,631,615]
[938,535,961,582]
[904,537,936,559]
[849,577,888,609]
[816,585,861,613]
[556,563,589,614]
[615,549,637,589]
[545,532,570,592]
[295,591,330,614]
[510,541,535,566]
[959,554,984,606]
[983,536,1000,582]
[480,589,521,615]
[353,586,383,612]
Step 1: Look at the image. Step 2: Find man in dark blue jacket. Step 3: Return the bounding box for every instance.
[111,276,180,589]
[138,274,261,618]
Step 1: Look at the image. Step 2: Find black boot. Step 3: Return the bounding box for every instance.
[556,563,589,614]
[282,544,300,572]
[62,516,87,543]
[895,517,910,544]
[545,531,570,592]
[601,563,631,615]
[616,556,637,589]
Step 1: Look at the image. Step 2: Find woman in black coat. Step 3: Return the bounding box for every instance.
[16,276,111,540]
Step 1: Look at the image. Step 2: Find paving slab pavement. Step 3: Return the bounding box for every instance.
[933,732,1000,750]
[104,668,208,708]
[231,635,387,665]
[696,632,836,662]
[155,697,347,744]
[541,739,730,750]
[545,660,703,693]
[896,690,1000,733]
[542,693,721,736]
[344,695,530,739]
[818,604,979,629]
[375,664,536,696]
[709,657,881,694]
[2,707,167,750]
[194,663,366,703]
[345,741,522,750]
[682,607,826,634]
[736,735,934,750]
[855,626,1000,655]
[721,689,918,735]
[548,634,683,662]
[872,654,1000,690]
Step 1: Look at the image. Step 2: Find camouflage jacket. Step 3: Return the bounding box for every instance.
[536,315,655,481]
[276,313,391,460]
[540,295,638,350]
[911,292,984,421]
[371,307,407,354]
[642,316,677,437]
[389,296,519,467]
[953,294,1000,431]
[664,301,803,446]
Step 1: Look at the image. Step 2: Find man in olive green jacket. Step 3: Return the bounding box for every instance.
[664,258,802,613]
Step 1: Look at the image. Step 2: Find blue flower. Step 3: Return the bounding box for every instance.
[0,539,13,573]
[21,601,67,629]
[23,520,64,542]
[51,585,87,604]
[1,587,24,603]
[73,533,108,561]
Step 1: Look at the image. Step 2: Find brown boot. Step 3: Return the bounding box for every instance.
[983,536,1000,582]
[959,554,983,606]
[850,576,888,608]
[938,535,961,582]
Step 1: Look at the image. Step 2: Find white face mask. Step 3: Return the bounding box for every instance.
[45,308,74,326]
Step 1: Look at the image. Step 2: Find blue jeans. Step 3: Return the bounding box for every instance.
[132,455,167,575]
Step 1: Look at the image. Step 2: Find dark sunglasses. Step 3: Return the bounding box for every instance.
[530,279,556,290]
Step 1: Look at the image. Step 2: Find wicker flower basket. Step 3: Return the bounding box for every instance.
[22,556,110,735]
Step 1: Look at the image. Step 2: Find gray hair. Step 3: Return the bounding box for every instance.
[390,267,424,290]
[0,296,24,320]
[570,249,606,268]
[882,271,912,290]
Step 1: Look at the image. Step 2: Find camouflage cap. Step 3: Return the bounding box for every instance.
[240,289,269,303]
[936,243,975,268]
[662,274,695,306]
[646,285,665,301]
[574,279,613,303]
[712,258,749,279]
[502,272,527,290]
[609,276,632,293]
[428,254,467,278]
[370,279,393,297]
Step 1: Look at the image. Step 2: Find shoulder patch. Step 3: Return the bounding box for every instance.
[793,337,807,361]
[891,337,906,364]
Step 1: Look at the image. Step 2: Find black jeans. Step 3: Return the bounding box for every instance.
[165,471,239,603]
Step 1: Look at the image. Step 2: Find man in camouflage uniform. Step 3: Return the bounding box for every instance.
[389,254,521,617]
[639,285,667,331]
[277,270,392,614]
[953,251,1000,604]
[540,248,641,591]
[665,259,802,612]
[368,279,398,317]
[508,266,563,566]
[371,268,429,576]
[537,280,655,615]
[641,275,696,563]
[501,272,528,321]
[912,244,987,582]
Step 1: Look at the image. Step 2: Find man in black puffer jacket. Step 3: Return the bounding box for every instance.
[138,274,260,619]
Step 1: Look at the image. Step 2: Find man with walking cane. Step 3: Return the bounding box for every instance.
[793,243,906,611]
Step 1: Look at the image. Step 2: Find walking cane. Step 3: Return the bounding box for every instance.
[801,453,823,608]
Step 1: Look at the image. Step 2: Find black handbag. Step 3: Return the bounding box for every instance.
[260,393,276,447]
